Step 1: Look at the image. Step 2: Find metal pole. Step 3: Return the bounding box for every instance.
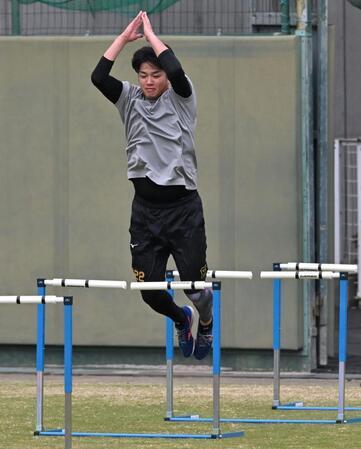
[280,0,290,35]
[317,0,329,367]
[337,274,348,423]
[35,280,46,432]
[296,0,316,369]
[165,271,174,420]
[357,144,361,299]
[334,140,341,264]
[64,297,73,449]
[212,282,221,437]
[11,0,20,35]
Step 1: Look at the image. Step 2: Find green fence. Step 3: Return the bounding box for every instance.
[2,0,297,36]
[17,0,179,13]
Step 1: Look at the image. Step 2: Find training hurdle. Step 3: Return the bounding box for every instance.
[34,278,243,439]
[167,268,361,425]
[163,270,253,421]
[0,295,73,449]
[163,270,299,425]
[267,262,361,421]
[34,278,127,436]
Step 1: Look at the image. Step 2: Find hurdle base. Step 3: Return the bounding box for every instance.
[165,414,201,421]
[274,402,361,412]
[36,429,244,439]
[167,415,361,425]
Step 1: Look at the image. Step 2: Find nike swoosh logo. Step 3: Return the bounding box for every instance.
[130,243,139,248]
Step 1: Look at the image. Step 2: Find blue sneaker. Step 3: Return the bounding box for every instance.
[176,306,194,357]
[194,319,213,360]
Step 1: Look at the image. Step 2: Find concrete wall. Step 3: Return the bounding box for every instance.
[0,36,302,350]
[330,1,361,138]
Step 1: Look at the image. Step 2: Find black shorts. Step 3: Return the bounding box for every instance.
[129,191,208,283]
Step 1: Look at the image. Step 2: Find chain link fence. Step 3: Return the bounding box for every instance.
[334,138,361,301]
[0,0,317,36]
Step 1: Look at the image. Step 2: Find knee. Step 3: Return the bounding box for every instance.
[185,288,212,304]
[185,288,213,322]
[185,290,201,302]
[140,290,162,307]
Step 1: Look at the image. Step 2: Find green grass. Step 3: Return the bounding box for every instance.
[1,376,361,448]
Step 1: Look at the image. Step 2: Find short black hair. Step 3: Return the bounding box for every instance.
[131,45,173,73]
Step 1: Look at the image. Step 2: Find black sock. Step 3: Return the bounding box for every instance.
[199,319,212,334]
[175,309,188,329]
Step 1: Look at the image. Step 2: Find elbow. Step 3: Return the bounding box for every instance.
[91,71,102,88]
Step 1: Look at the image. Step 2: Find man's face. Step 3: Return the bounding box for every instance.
[138,62,169,100]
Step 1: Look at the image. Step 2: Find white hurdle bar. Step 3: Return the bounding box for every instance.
[131,281,213,290]
[260,268,361,424]
[45,279,127,289]
[171,270,253,279]
[278,263,358,273]
[260,271,341,280]
[0,296,65,304]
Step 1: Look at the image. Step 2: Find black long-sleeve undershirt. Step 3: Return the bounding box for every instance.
[91,49,192,104]
[157,49,192,98]
[91,57,122,104]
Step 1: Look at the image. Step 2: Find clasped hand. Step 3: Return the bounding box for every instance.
[122,10,155,43]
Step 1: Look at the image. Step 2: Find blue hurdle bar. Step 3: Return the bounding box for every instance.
[35,278,244,440]
[165,271,174,420]
[34,296,73,449]
[38,430,242,439]
[64,297,73,449]
[36,279,46,432]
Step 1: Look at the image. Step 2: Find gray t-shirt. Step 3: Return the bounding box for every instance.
[115,79,197,190]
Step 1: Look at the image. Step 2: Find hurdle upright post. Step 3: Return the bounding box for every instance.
[36,278,46,432]
[64,296,73,449]
[272,264,282,409]
[337,272,348,423]
[212,281,221,436]
[165,270,174,420]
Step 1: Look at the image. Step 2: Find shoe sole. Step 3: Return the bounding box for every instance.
[194,340,213,360]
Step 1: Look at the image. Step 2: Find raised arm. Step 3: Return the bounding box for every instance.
[141,12,192,98]
[104,11,144,61]
[91,11,144,104]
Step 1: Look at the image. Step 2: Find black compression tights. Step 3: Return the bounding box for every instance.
[141,291,186,326]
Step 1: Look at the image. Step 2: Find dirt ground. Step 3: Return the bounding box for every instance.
[2,371,361,388]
